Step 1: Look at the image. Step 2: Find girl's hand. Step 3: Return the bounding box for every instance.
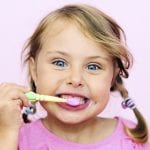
[0,83,30,132]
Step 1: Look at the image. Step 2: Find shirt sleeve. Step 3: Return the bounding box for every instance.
[141,142,150,150]
[121,138,150,150]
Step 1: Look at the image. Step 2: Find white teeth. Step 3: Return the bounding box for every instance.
[80,99,85,104]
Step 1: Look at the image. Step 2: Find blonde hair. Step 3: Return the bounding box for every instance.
[23,4,148,143]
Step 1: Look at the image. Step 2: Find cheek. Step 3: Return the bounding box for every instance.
[89,76,112,100]
[92,82,111,112]
[92,84,111,101]
[90,75,112,90]
[35,67,65,93]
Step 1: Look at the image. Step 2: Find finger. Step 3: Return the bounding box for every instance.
[0,83,30,105]
[13,92,30,107]
[4,88,30,107]
[14,99,24,109]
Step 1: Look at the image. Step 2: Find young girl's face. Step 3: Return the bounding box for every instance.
[30,23,114,124]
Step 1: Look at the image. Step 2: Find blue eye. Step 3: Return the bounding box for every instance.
[87,64,100,70]
[52,60,66,67]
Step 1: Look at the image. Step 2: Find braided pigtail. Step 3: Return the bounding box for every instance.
[111,69,149,143]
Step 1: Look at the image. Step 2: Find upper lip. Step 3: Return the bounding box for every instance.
[56,92,89,100]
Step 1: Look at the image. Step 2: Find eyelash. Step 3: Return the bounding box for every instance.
[86,63,101,71]
[52,59,67,68]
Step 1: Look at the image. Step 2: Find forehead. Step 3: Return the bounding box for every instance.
[42,24,110,58]
[40,19,111,58]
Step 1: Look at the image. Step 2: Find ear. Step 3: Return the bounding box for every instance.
[29,57,37,86]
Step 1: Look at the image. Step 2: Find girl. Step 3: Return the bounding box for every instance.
[0,4,149,150]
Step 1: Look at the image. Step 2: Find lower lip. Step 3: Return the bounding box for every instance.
[57,101,90,111]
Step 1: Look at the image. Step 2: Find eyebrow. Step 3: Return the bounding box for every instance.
[46,51,69,57]
[45,50,109,61]
[86,56,109,61]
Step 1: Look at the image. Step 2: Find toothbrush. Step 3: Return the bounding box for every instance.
[25,91,81,106]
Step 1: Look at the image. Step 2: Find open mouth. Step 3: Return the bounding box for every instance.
[57,94,89,107]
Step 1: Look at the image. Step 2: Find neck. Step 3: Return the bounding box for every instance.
[42,115,105,143]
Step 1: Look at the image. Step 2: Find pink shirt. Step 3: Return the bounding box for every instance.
[19,117,150,150]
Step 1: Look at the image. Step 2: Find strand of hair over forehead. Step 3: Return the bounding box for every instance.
[59,4,126,40]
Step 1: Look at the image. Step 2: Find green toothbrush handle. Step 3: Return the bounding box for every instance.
[25,91,37,101]
[25,91,66,102]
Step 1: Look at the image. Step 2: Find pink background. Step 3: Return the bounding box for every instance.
[0,0,149,124]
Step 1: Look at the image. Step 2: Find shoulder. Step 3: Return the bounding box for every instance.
[19,119,40,135]
[20,119,41,130]
[114,116,136,136]
[19,119,54,149]
[19,119,45,139]
[115,116,150,150]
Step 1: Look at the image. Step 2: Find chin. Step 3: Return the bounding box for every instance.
[59,117,83,124]
[55,114,90,125]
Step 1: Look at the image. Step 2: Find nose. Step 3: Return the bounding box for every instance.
[66,68,84,88]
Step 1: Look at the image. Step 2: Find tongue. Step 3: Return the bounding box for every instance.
[66,97,81,106]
